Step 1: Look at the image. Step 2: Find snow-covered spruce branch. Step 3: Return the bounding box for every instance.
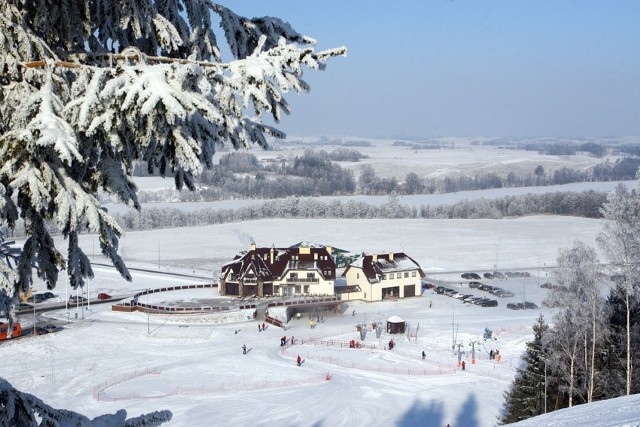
[20,44,346,72]
[0,377,172,426]
[0,2,345,304]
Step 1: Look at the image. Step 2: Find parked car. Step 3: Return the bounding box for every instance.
[461,272,481,280]
[524,301,539,309]
[43,292,55,299]
[69,295,87,303]
[42,324,63,333]
[507,302,522,310]
[435,286,447,294]
[540,282,553,289]
[30,294,48,303]
[479,299,498,307]
[493,272,505,279]
[97,293,112,300]
[483,272,494,279]
[16,303,33,311]
[468,281,482,289]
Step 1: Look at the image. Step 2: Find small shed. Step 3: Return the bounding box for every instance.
[386,315,406,334]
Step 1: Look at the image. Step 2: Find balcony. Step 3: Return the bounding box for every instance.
[286,277,319,283]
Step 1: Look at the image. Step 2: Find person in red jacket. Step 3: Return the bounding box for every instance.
[297,355,302,366]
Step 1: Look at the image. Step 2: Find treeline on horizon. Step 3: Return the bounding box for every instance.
[108,189,607,232]
[132,149,640,203]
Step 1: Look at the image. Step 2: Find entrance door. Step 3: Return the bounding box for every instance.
[404,284,416,298]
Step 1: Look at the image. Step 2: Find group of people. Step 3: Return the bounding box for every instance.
[489,349,500,361]
[258,322,266,332]
[349,339,361,349]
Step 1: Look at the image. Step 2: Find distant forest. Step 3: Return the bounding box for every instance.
[109,190,608,232]
[2,145,636,236]
[133,148,640,204]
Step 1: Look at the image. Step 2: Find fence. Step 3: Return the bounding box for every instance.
[111,284,256,314]
[94,368,329,401]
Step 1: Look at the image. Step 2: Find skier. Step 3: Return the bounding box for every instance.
[258,324,261,332]
[422,350,426,360]
[461,360,466,371]
[297,355,302,366]
[429,299,432,308]
[262,322,266,331]
[291,335,295,345]
[242,344,247,354]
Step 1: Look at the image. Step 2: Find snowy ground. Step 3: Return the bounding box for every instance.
[0,215,623,426]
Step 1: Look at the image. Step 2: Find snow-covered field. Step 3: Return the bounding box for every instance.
[1,214,628,426]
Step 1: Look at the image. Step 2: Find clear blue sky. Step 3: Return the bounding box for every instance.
[225,1,639,138]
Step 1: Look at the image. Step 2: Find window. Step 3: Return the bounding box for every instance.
[357,273,360,279]
[295,286,301,293]
[307,272,315,278]
[389,273,394,279]
[404,272,409,278]
[382,274,387,280]
[412,271,416,277]
[304,285,309,293]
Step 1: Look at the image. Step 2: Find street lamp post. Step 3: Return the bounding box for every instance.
[32,288,36,336]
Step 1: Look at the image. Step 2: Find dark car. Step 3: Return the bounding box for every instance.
[540,282,553,289]
[493,272,505,279]
[524,301,539,310]
[16,303,33,311]
[435,286,447,294]
[42,324,63,333]
[69,295,87,303]
[507,302,522,310]
[479,299,498,307]
[461,272,481,280]
[468,281,482,289]
[43,292,55,299]
[483,272,494,279]
[98,293,112,300]
[30,294,48,303]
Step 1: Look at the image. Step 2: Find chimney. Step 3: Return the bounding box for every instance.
[326,246,333,255]
[314,252,318,260]
[389,252,394,261]
[270,246,274,264]
[372,254,378,262]
[250,242,256,251]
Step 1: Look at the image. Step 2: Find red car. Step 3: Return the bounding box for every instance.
[97,293,112,300]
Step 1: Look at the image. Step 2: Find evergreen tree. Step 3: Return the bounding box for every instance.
[0,2,345,310]
[500,314,550,424]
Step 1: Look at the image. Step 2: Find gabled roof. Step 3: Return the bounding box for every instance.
[221,245,336,281]
[342,252,425,283]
